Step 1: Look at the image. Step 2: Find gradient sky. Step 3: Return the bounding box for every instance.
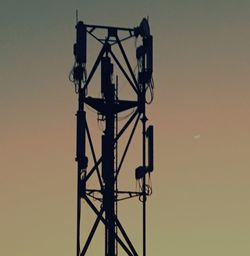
[1,0,250,255]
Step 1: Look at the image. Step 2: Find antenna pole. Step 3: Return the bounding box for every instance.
[142,53,147,256]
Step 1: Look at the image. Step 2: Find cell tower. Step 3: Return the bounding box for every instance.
[69,18,154,256]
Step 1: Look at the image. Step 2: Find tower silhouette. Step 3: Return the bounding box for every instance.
[69,18,154,256]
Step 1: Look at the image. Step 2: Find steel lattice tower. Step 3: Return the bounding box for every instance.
[69,18,154,256]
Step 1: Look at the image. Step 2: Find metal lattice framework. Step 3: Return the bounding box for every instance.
[69,18,154,256]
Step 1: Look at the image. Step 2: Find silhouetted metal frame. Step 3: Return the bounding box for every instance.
[115,112,141,182]
[75,22,150,256]
[83,195,136,256]
[80,207,104,256]
[79,110,141,255]
[109,49,138,94]
[77,108,140,255]
[84,109,139,184]
[85,121,103,190]
[115,35,139,90]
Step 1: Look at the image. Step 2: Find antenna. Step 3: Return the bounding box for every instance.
[69,17,155,256]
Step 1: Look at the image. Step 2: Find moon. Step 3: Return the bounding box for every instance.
[193,134,201,140]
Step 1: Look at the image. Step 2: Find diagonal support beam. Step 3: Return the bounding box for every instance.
[80,207,104,256]
[85,121,103,190]
[84,44,107,90]
[87,30,104,45]
[115,112,141,181]
[109,49,138,94]
[111,35,134,46]
[115,109,139,143]
[85,157,102,183]
[116,35,139,90]
[83,195,134,256]
[115,215,138,256]
[84,109,138,184]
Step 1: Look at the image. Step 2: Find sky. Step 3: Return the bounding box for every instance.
[1,0,250,255]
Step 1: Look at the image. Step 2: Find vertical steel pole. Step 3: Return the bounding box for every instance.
[101,54,116,256]
[104,105,115,256]
[76,87,86,256]
[76,89,81,256]
[74,21,87,256]
[142,55,147,256]
[115,75,119,256]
